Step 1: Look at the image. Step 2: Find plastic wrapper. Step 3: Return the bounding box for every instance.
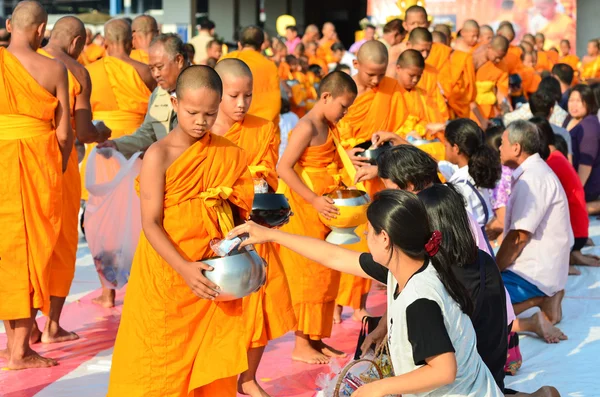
[84,147,142,289]
[253,178,269,194]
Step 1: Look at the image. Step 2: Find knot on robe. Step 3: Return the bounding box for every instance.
[200,187,235,235]
[475,81,498,105]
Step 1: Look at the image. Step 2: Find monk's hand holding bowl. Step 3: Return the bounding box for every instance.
[178,261,221,300]
[354,165,378,184]
[347,147,369,168]
[311,195,339,220]
[228,221,274,248]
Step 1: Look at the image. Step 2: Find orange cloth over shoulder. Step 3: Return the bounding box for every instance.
[279,61,293,80]
[448,50,477,119]
[130,49,149,64]
[536,51,554,73]
[426,42,453,98]
[308,55,329,74]
[498,45,523,76]
[417,64,449,124]
[560,54,580,72]
[38,48,83,298]
[320,39,337,64]
[222,50,281,122]
[474,61,508,119]
[581,56,600,80]
[81,56,151,200]
[520,66,541,97]
[547,50,559,65]
[0,48,62,320]
[224,115,296,347]
[279,126,348,340]
[108,133,253,397]
[82,43,105,64]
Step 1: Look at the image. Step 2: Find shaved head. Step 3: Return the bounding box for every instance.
[104,18,132,45]
[318,71,357,97]
[215,58,253,81]
[132,15,158,34]
[520,41,534,53]
[434,24,451,39]
[240,25,264,50]
[522,34,535,45]
[50,16,85,45]
[406,5,428,19]
[397,49,425,69]
[432,31,447,45]
[481,25,493,35]
[463,19,479,31]
[176,65,223,100]
[408,27,432,44]
[305,24,319,34]
[497,24,515,42]
[491,35,509,53]
[9,1,47,31]
[356,40,388,65]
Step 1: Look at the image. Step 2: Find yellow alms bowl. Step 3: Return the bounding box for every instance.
[318,189,370,229]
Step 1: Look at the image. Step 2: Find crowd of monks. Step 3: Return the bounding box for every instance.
[1,0,600,396]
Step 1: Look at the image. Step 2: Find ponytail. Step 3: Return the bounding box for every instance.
[446,118,501,189]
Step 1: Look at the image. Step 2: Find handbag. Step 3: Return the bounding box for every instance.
[354,315,382,360]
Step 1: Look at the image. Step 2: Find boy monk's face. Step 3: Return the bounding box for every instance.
[220,75,253,122]
[323,91,356,124]
[354,60,386,89]
[407,41,432,60]
[403,12,428,32]
[523,53,535,68]
[172,87,221,139]
[396,65,423,90]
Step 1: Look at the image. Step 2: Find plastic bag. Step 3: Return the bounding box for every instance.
[84,147,142,289]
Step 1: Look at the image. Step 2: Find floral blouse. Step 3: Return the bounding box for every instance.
[491,165,512,210]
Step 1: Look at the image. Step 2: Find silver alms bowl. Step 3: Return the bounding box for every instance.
[202,248,266,301]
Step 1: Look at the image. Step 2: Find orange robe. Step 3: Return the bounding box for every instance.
[560,54,580,72]
[38,48,83,298]
[222,50,281,122]
[224,115,296,347]
[426,42,453,99]
[81,56,151,200]
[448,50,477,119]
[279,128,348,339]
[108,133,253,397]
[130,49,149,64]
[581,56,600,80]
[0,48,63,319]
[520,66,541,97]
[475,61,509,119]
[308,55,329,74]
[536,51,554,73]
[547,50,559,65]
[417,64,450,124]
[319,39,337,64]
[279,61,293,80]
[82,43,105,64]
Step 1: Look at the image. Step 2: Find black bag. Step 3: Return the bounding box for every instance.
[354,315,382,360]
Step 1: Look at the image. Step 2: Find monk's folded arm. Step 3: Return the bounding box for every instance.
[276,122,319,204]
[268,228,369,279]
[54,62,74,172]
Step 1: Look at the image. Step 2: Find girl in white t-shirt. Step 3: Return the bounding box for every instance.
[228,189,503,397]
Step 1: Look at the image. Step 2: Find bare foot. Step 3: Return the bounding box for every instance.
[30,322,42,345]
[92,290,115,308]
[351,308,371,322]
[312,340,347,358]
[532,312,567,343]
[0,349,9,361]
[238,379,271,397]
[291,343,330,365]
[42,327,79,344]
[569,265,581,276]
[7,348,58,370]
[333,305,343,324]
[531,386,561,397]
[571,250,600,267]
[541,290,564,324]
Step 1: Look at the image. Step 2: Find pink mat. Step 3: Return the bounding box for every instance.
[0,285,386,397]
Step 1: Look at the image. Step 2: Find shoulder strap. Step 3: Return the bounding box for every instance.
[456,179,489,225]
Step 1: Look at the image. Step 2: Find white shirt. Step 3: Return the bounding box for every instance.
[387,263,503,397]
[340,51,357,76]
[446,164,494,228]
[504,153,573,296]
[278,112,299,160]
[503,102,568,129]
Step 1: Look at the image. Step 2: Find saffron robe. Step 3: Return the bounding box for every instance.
[107,133,254,396]
[447,50,477,119]
[475,61,509,119]
[130,49,149,64]
[417,64,450,124]
[426,42,453,99]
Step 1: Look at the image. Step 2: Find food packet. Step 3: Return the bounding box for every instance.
[253,178,269,194]
[210,236,248,257]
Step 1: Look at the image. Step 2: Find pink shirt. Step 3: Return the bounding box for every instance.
[504,154,573,296]
[285,37,302,54]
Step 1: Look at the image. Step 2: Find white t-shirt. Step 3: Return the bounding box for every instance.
[278,112,299,161]
[359,257,503,397]
[504,153,573,296]
[445,164,494,228]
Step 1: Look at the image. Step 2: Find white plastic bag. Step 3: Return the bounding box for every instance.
[84,147,142,289]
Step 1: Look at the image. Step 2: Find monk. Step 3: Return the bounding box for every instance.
[535,0,576,51]
[479,25,494,47]
[302,24,320,47]
[395,49,430,135]
[212,58,296,397]
[472,35,510,119]
[0,0,72,369]
[448,40,482,125]
[521,51,542,97]
[305,40,329,74]
[84,18,154,307]
[496,23,523,76]
[199,39,223,66]
[432,31,447,46]
[455,19,479,53]
[108,66,253,396]
[130,15,158,64]
[222,26,281,123]
[535,33,554,73]
[30,16,111,345]
[433,24,452,46]
[406,28,449,124]
[277,71,358,364]
[383,19,407,76]
[319,22,338,64]
[559,39,580,74]
[522,33,536,47]
[80,28,105,64]
[581,39,600,81]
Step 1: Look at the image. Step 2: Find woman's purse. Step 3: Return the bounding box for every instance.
[354,315,382,359]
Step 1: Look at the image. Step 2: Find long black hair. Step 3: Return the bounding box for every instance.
[367,189,474,316]
[570,84,599,116]
[485,125,504,153]
[529,116,554,160]
[377,145,441,191]
[445,118,501,189]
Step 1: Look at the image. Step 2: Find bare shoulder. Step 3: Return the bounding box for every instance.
[143,138,171,174]
[293,117,317,138]
[128,57,155,89]
[36,55,68,94]
[65,56,90,89]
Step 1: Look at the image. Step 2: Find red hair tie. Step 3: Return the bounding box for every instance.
[425,230,442,256]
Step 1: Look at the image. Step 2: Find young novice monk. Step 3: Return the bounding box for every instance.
[277,72,358,364]
[213,58,296,397]
[107,66,254,397]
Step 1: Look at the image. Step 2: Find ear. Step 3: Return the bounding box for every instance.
[6,18,12,33]
[321,91,332,103]
[380,229,392,249]
[352,58,359,69]
[37,22,46,39]
[170,96,179,112]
